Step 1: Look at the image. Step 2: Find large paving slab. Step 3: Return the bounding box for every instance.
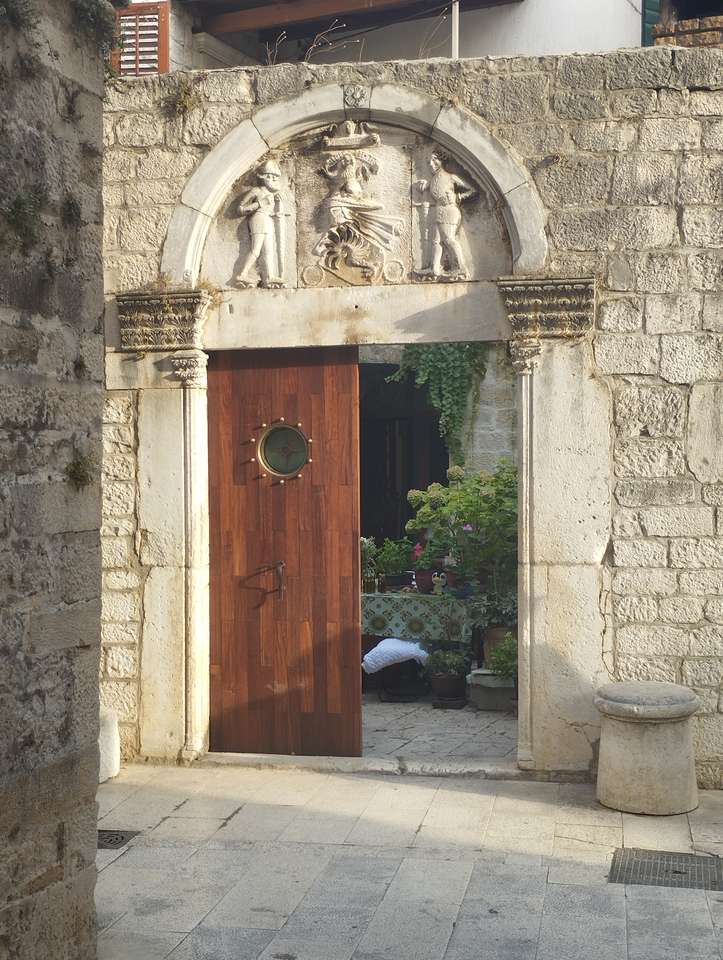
[97,765,723,960]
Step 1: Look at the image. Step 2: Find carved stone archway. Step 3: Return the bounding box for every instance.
[160,82,548,287]
[115,85,609,776]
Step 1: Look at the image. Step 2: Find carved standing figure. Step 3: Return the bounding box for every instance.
[235,159,285,288]
[415,150,476,281]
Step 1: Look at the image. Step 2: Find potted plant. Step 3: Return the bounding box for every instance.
[376,537,414,591]
[422,594,471,708]
[360,536,378,592]
[468,632,517,712]
[425,649,468,705]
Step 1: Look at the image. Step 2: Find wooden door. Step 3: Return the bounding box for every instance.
[208,348,361,756]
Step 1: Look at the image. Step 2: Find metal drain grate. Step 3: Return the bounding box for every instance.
[609,848,723,890]
[97,829,138,850]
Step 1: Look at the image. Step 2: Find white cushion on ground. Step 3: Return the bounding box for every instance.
[362,637,429,674]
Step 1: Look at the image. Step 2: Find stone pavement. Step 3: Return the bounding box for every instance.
[362,697,517,762]
[97,765,723,960]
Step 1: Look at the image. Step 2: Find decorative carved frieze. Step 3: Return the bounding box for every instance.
[171,352,208,387]
[498,277,595,340]
[498,277,595,375]
[116,290,211,352]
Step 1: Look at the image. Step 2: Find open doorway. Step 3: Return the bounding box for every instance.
[359,344,519,764]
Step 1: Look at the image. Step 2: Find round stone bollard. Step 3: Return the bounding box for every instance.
[98,707,121,783]
[594,681,699,815]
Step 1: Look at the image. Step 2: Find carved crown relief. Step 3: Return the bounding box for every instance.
[200,121,512,292]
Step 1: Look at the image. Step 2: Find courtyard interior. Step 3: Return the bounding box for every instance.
[96,764,723,960]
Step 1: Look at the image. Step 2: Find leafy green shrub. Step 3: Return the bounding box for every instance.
[376,537,413,576]
[387,342,487,462]
[425,649,468,677]
[488,633,517,680]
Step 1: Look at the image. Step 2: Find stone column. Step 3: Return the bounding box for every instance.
[498,278,611,774]
[115,291,211,761]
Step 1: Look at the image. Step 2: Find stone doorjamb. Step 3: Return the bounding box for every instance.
[113,88,607,772]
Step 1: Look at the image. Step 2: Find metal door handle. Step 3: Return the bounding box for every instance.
[274,560,286,598]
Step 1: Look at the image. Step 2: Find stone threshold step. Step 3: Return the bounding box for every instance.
[196,752,591,783]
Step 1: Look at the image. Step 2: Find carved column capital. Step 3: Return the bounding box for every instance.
[171,351,208,388]
[498,276,596,375]
[116,289,212,352]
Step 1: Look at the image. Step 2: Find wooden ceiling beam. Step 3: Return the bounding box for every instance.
[203,0,423,34]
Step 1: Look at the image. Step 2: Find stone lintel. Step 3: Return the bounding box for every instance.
[498,276,596,373]
[116,290,212,353]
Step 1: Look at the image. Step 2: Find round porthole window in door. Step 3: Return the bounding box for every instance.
[257,423,310,478]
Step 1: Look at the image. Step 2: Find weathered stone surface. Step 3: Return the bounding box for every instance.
[550,207,677,252]
[645,295,700,335]
[678,157,723,205]
[552,90,608,120]
[681,208,723,248]
[614,385,685,438]
[670,539,723,569]
[594,335,659,375]
[613,596,658,623]
[690,625,723,657]
[3,2,103,952]
[680,570,723,595]
[616,656,679,683]
[635,254,687,293]
[466,73,549,123]
[637,506,715,538]
[612,539,668,568]
[103,645,139,679]
[616,624,690,656]
[687,384,723,483]
[683,659,723,687]
[115,113,165,147]
[702,295,723,332]
[703,485,723,506]
[614,439,686,478]
[597,298,642,333]
[533,156,610,207]
[616,479,695,506]
[609,89,658,118]
[658,596,706,623]
[660,335,723,383]
[690,253,723,292]
[612,568,678,596]
[611,154,678,205]
[639,118,701,151]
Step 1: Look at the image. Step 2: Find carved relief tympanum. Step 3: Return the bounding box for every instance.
[206,122,511,292]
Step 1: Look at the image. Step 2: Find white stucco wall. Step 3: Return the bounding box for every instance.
[293,0,642,63]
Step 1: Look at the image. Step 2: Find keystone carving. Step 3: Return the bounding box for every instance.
[498,277,596,374]
[343,85,368,109]
[116,290,212,352]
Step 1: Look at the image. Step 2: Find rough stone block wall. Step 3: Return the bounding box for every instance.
[102,46,723,785]
[101,392,143,759]
[465,344,517,473]
[1,2,104,955]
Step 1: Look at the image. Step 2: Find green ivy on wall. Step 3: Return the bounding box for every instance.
[388,342,487,464]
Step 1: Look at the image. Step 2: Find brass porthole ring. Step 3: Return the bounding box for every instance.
[257,422,309,479]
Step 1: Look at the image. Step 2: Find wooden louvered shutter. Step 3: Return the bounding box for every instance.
[113,2,170,77]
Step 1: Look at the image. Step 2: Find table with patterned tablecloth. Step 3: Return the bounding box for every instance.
[361,592,471,645]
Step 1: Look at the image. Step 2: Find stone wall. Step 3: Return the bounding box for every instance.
[102,46,723,785]
[1,2,104,956]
